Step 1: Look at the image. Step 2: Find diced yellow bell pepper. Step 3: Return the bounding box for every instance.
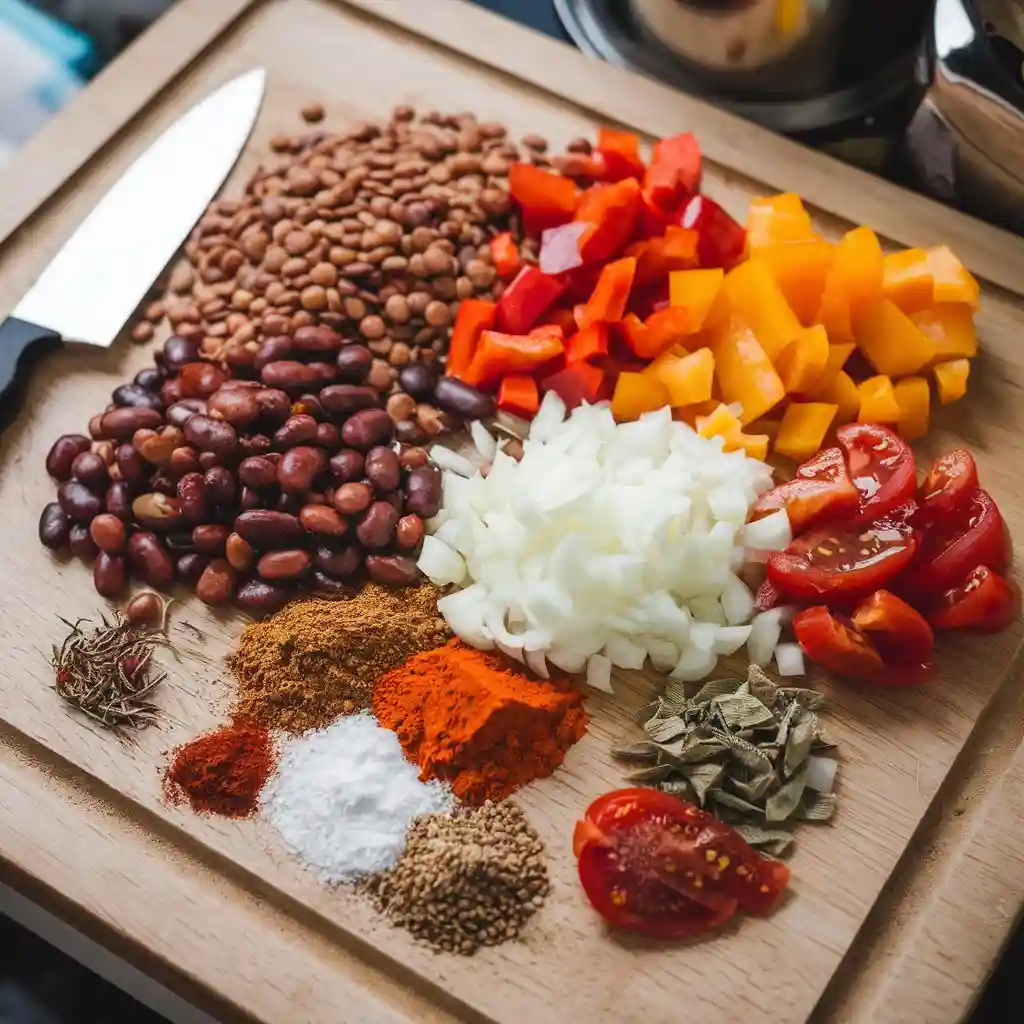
[722,260,803,361]
[673,399,721,427]
[926,246,980,309]
[695,403,770,460]
[882,248,934,314]
[933,358,971,405]
[817,370,860,425]
[755,239,834,326]
[812,342,855,394]
[611,371,668,421]
[777,324,829,394]
[747,193,816,250]
[857,375,900,424]
[855,298,936,376]
[668,269,725,334]
[894,376,930,440]
[816,226,884,345]
[711,320,786,425]
[911,304,978,362]
[656,348,715,407]
[775,403,839,462]
[738,433,770,461]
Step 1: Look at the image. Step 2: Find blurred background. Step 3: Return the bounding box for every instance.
[0,1,1021,1022]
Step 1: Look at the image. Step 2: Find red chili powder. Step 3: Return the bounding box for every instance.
[164,720,275,818]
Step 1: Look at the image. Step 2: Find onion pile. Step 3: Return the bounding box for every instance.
[417,394,793,690]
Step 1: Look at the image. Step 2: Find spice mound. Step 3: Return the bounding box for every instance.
[362,800,549,955]
[164,720,275,819]
[232,584,449,732]
[373,642,587,804]
[262,714,450,884]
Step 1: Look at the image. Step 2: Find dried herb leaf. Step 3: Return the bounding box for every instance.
[712,693,776,730]
[795,791,838,822]
[645,715,690,743]
[626,764,675,785]
[682,762,725,804]
[659,731,730,765]
[747,665,777,706]
[692,677,744,704]
[778,687,827,710]
[660,778,697,801]
[709,790,765,817]
[784,712,818,778]
[727,769,776,804]
[612,740,661,763]
[731,823,796,857]
[766,767,808,822]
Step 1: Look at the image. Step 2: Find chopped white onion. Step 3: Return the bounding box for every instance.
[524,647,550,679]
[416,536,466,586]
[713,625,753,656]
[805,755,839,794]
[747,609,783,667]
[721,575,755,625]
[469,421,498,461]
[645,637,679,673]
[670,645,718,682]
[741,510,793,560]
[586,653,614,693]
[429,445,476,478]
[774,641,806,677]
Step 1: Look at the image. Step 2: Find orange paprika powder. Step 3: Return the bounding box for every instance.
[373,642,588,805]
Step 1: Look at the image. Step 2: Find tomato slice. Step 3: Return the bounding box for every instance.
[750,445,860,534]
[851,589,934,661]
[754,578,784,612]
[794,606,885,678]
[766,503,919,602]
[916,449,978,523]
[928,566,1019,632]
[573,788,789,936]
[836,423,916,522]
[904,489,1010,595]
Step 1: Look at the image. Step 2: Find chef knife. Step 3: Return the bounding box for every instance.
[0,68,266,421]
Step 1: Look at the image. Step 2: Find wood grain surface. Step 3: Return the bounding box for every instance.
[0,2,1022,1023]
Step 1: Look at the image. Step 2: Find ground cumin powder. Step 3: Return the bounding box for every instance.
[231,584,450,732]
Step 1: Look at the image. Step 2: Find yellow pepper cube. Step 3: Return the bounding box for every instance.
[774,403,839,462]
[856,375,900,424]
[933,359,971,405]
[894,376,930,439]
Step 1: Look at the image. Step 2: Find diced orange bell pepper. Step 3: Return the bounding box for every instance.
[673,399,721,427]
[855,298,935,376]
[611,370,669,421]
[497,375,540,419]
[668,268,724,332]
[777,324,829,395]
[541,362,605,410]
[755,239,834,326]
[565,324,609,364]
[490,232,520,278]
[695,403,769,460]
[722,260,803,362]
[746,193,816,251]
[638,307,698,359]
[577,257,636,331]
[893,376,930,439]
[575,177,643,264]
[627,226,699,287]
[933,358,971,404]
[596,127,646,183]
[537,306,579,335]
[656,348,715,407]
[813,342,855,394]
[447,299,496,379]
[775,403,839,462]
[711,320,786,425]
[619,313,651,359]
[816,226,884,345]
[508,164,579,237]
[643,132,701,213]
[911,304,978,362]
[856,375,900,424]
[882,248,933,314]
[926,245,980,308]
[817,370,860,425]
[463,329,565,388]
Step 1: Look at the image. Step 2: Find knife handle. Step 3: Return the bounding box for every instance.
[0,317,62,426]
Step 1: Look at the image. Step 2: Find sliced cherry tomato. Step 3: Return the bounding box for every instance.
[851,589,934,661]
[904,488,1010,595]
[928,566,1019,632]
[794,606,885,678]
[573,788,789,936]
[836,423,916,522]
[916,449,978,523]
[754,578,784,612]
[767,503,919,602]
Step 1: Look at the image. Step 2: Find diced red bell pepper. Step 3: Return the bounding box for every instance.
[539,222,587,275]
[626,226,699,288]
[575,177,643,264]
[596,128,646,183]
[680,194,747,269]
[529,324,565,341]
[577,257,637,331]
[490,232,520,278]
[566,323,610,364]
[537,307,579,335]
[508,163,579,237]
[643,133,702,214]
[463,328,565,388]
[446,298,496,379]
[541,362,605,410]
[618,313,650,359]
[494,266,565,336]
[497,374,541,419]
[559,263,605,306]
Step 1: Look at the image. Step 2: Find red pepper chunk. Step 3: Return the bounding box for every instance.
[643,132,702,214]
[577,257,636,332]
[508,164,579,237]
[446,298,496,379]
[497,375,540,419]
[494,266,565,336]
[680,194,747,269]
[541,362,604,410]
[621,306,694,360]
[596,127,646,183]
[462,329,565,388]
[626,226,699,288]
[490,232,520,278]
[566,323,610,364]
[575,177,643,264]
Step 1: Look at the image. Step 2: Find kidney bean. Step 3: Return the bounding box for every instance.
[366,554,419,587]
[105,482,135,521]
[434,376,495,420]
[299,504,347,536]
[255,389,291,424]
[320,384,380,416]
[94,552,128,598]
[193,524,230,556]
[39,503,71,550]
[234,509,305,548]
[257,549,312,581]
[132,492,185,531]
[395,514,424,550]
[46,434,92,480]
[260,360,320,392]
[196,558,235,606]
[278,446,326,494]
[398,363,439,402]
[241,486,266,510]
[184,415,238,460]
[58,480,103,523]
[378,490,404,515]
[333,481,373,515]
[218,379,263,393]
[71,451,109,488]
[364,447,401,493]
[394,419,429,446]
[162,378,185,406]
[276,492,305,514]
[170,446,201,476]
[329,449,365,483]
[236,578,293,615]
[336,345,373,382]
[69,524,99,561]
[197,452,220,471]
[112,383,164,411]
[238,433,272,458]
[342,408,393,451]
[356,501,399,549]
[98,406,163,441]
[204,466,236,504]
[111,444,144,484]
[238,456,278,488]
[404,465,442,518]
[163,335,201,371]
[398,445,430,470]
[177,472,209,524]
[88,414,105,440]
[150,470,177,496]
[253,335,293,372]
[166,398,208,428]
[226,532,256,570]
[312,571,354,595]
[308,362,336,385]
[89,513,126,554]
[315,422,341,451]
[164,530,196,552]
[134,425,185,467]
[314,543,362,579]
[126,532,174,589]
[208,387,260,427]
[134,367,164,391]
[179,362,227,398]
[293,324,342,354]
[294,393,324,421]
[274,414,319,448]
[175,552,208,585]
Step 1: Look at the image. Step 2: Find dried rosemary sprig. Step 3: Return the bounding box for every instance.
[613,665,839,856]
[51,614,170,735]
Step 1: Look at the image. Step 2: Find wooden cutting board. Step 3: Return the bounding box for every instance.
[2,3,1024,1022]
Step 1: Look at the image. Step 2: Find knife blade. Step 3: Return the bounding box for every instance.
[0,68,265,419]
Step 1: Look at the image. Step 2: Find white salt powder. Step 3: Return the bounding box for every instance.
[262,713,451,884]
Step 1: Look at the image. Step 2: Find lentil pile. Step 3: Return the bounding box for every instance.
[231,584,450,731]
[361,801,549,955]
